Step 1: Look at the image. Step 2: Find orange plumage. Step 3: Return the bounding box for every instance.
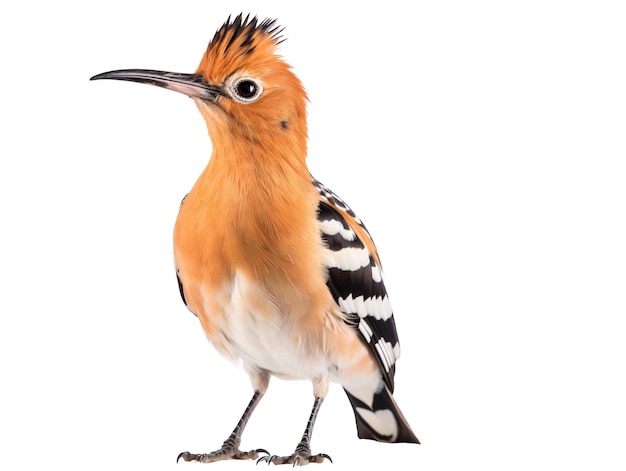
[91,13,418,466]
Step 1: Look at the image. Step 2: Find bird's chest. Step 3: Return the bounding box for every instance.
[173,180,312,290]
[200,270,331,379]
[172,176,335,378]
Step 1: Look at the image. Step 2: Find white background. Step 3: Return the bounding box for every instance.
[1,1,625,470]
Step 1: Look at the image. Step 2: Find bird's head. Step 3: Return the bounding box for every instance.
[91,14,308,159]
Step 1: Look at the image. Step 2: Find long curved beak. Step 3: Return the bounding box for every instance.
[90,69,221,101]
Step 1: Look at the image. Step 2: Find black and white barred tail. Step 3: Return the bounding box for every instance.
[344,381,419,443]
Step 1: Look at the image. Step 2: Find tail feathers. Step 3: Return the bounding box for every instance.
[344,383,419,444]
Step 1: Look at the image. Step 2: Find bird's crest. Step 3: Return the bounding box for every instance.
[197,14,285,81]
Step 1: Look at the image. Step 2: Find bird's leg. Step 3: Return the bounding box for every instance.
[259,397,332,466]
[177,390,268,463]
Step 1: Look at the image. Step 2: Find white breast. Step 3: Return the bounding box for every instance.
[207,271,330,380]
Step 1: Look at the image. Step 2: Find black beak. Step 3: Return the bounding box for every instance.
[90,69,221,102]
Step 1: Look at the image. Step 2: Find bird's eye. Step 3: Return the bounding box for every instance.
[230,77,263,103]
[237,80,257,98]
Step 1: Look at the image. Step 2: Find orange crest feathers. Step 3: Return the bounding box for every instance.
[197,14,285,80]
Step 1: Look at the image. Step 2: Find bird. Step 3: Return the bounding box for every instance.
[91,13,419,466]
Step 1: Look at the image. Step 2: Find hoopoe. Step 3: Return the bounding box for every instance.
[91,14,419,466]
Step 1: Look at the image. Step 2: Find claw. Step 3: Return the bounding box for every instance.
[255,450,272,465]
[177,451,190,463]
[256,448,270,457]
[256,454,272,465]
[320,454,333,464]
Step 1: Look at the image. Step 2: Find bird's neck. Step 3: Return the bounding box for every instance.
[201,136,313,210]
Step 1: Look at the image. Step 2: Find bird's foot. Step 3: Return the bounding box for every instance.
[257,442,331,466]
[177,447,268,463]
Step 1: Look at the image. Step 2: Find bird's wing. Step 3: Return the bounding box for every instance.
[314,179,400,392]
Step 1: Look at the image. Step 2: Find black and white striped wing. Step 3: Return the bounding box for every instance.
[315,179,401,392]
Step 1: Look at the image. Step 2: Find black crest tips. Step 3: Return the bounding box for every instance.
[210,13,285,55]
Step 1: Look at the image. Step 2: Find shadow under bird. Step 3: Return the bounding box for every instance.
[91,13,419,466]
